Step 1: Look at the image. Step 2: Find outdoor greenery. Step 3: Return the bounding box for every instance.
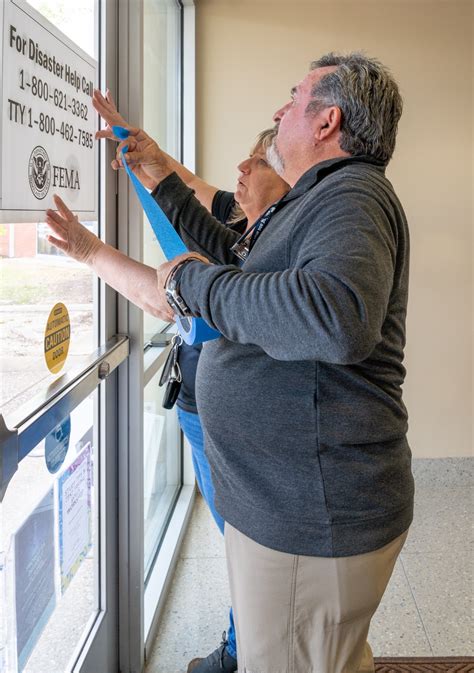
[0,259,94,305]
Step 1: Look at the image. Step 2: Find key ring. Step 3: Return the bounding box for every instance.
[169,361,182,383]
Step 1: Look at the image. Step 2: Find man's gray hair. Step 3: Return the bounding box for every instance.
[308,53,403,164]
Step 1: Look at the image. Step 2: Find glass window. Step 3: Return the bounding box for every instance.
[0,0,98,419]
[141,0,183,587]
[0,238,96,418]
[144,367,181,580]
[26,0,96,59]
[142,0,182,341]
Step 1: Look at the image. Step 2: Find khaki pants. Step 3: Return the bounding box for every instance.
[225,524,408,673]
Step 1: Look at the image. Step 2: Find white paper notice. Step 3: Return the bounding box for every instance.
[0,0,97,215]
[57,443,92,594]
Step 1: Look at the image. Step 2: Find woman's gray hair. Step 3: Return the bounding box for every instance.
[251,127,278,155]
[307,52,403,164]
[227,127,279,224]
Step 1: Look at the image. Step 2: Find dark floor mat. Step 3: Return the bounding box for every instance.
[375,657,474,672]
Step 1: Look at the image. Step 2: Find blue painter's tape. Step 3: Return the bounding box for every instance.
[113,125,187,259]
[112,125,220,345]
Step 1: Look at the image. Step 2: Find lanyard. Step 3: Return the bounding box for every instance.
[230,198,284,262]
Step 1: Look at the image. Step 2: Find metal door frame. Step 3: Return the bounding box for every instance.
[115,2,197,671]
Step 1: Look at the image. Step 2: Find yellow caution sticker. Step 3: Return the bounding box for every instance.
[44,303,71,374]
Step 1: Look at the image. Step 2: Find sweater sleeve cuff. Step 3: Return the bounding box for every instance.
[178,260,212,318]
[178,260,238,326]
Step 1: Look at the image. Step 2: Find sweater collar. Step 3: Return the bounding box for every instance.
[281,155,386,203]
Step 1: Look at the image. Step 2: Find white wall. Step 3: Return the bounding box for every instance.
[195,0,473,458]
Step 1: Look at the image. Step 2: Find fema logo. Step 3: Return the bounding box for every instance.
[28,146,51,200]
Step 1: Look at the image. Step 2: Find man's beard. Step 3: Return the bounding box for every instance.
[266,139,285,176]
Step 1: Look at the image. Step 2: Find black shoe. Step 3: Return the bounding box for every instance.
[186,632,237,673]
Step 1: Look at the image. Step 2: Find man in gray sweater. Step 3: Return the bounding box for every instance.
[49,52,414,673]
[151,53,414,673]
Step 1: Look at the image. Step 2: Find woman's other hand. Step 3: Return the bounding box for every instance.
[45,195,103,264]
[114,127,173,187]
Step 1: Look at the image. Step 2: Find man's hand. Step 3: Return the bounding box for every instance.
[155,252,211,321]
[93,88,172,189]
[45,195,103,264]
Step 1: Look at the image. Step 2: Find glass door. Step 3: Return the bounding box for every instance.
[1,0,193,671]
[0,1,124,672]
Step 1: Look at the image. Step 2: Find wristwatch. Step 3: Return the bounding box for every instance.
[164,259,195,317]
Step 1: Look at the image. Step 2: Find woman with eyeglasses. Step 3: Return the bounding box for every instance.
[45,89,289,673]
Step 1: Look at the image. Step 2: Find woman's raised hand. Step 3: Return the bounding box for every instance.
[93,88,129,140]
[92,89,172,190]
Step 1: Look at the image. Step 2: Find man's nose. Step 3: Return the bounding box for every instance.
[273,102,289,123]
[238,159,250,173]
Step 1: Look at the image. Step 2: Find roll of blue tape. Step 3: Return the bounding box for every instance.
[113,125,220,345]
[175,315,224,345]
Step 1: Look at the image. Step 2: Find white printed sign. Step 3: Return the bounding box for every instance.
[0,0,97,218]
[57,443,92,594]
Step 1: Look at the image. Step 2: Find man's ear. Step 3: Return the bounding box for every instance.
[314,106,342,142]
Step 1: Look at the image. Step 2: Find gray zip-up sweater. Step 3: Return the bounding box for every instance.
[154,156,414,557]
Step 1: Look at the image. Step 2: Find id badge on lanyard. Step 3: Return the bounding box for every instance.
[230,199,284,262]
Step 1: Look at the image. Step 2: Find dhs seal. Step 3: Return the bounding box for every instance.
[28,146,51,200]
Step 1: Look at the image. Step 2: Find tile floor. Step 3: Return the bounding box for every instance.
[145,458,473,673]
